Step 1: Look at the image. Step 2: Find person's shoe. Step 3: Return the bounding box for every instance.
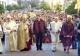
[71,48,77,49]
[52,50,56,52]
[52,47,56,52]
[20,49,24,51]
[20,48,26,51]
[40,48,43,51]
[37,49,39,51]
[25,48,29,51]
[64,48,66,52]
[66,49,69,53]
[0,52,2,54]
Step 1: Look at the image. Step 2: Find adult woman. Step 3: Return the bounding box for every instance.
[60,15,75,53]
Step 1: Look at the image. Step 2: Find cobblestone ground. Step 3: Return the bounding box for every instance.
[1,43,77,56]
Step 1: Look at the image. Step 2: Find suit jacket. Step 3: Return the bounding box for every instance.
[50,21,61,33]
[76,24,80,41]
[33,19,47,37]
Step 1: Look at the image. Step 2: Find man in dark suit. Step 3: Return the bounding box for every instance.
[33,14,47,51]
[77,23,80,56]
[72,15,80,49]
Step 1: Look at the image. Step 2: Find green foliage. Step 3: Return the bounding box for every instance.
[65,0,77,14]
[39,2,50,10]
[13,5,25,10]
[54,3,62,13]
[19,5,25,9]
[6,5,25,11]
[6,5,14,11]
[78,11,80,16]
[0,4,4,14]
[12,5,19,10]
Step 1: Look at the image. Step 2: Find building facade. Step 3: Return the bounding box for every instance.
[0,0,17,7]
[40,0,64,10]
[6,0,17,5]
[0,0,6,7]
[40,0,73,11]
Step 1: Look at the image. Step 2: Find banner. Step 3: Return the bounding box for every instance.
[77,0,80,12]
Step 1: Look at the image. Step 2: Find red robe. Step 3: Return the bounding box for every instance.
[26,25,33,50]
[42,30,51,43]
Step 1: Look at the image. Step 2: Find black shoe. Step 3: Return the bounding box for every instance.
[20,49,23,51]
[72,48,77,49]
[20,48,26,51]
[52,50,56,52]
[64,48,66,52]
[25,48,29,51]
[40,48,43,51]
[0,52,2,54]
[37,49,39,51]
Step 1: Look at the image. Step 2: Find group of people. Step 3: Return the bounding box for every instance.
[0,10,80,56]
[0,14,34,54]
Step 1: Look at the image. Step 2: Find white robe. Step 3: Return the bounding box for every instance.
[0,25,3,52]
[48,21,61,50]
[3,20,17,52]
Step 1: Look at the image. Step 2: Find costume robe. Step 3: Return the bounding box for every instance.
[0,25,3,52]
[26,25,34,50]
[4,21,17,52]
[48,21,61,50]
[60,22,74,49]
[17,22,29,50]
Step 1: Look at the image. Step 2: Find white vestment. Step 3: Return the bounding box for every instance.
[0,25,3,52]
[3,20,17,52]
[48,21,61,50]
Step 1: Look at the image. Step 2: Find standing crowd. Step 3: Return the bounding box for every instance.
[0,10,80,56]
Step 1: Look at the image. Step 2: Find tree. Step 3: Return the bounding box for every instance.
[65,0,77,14]
[6,5,14,11]
[0,4,4,14]
[39,2,50,10]
[12,5,19,10]
[78,11,80,17]
[19,5,25,9]
[54,2,62,13]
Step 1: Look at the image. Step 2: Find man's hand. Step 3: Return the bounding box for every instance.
[26,38,30,42]
[50,28,52,30]
[75,27,77,30]
[77,30,80,33]
[33,35,36,39]
[45,33,47,37]
[64,35,69,38]
[67,35,69,37]
[64,36,67,37]
[0,31,2,32]
[24,28,27,30]
[11,30,15,32]
[69,36,72,38]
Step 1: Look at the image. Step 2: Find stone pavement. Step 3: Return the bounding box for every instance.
[0,43,77,56]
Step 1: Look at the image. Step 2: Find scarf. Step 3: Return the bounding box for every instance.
[35,19,43,33]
